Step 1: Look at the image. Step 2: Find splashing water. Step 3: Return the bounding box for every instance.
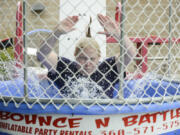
[126,72,161,98]
[0,60,48,98]
[1,60,169,99]
[63,77,107,99]
[11,62,45,97]
[0,61,108,99]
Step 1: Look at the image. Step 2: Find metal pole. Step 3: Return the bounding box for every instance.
[1,95,180,105]
[23,0,28,99]
[168,0,172,77]
[118,0,125,100]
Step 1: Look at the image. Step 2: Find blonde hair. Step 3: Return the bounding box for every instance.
[74,37,101,57]
[74,17,101,57]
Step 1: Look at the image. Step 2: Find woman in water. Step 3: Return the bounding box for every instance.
[37,14,136,99]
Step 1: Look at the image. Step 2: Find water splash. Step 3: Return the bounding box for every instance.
[63,77,107,99]
[126,72,163,98]
[10,62,45,97]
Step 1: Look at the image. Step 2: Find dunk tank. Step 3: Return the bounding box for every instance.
[0,0,179,135]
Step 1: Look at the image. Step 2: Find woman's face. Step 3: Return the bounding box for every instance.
[76,46,100,75]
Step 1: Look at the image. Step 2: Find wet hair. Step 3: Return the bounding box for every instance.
[74,17,101,57]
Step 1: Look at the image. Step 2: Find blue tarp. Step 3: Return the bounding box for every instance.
[0,78,179,115]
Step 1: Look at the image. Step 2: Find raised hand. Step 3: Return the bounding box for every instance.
[97,14,137,66]
[57,16,79,34]
[97,14,120,38]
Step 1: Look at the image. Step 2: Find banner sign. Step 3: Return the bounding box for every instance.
[0,108,179,135]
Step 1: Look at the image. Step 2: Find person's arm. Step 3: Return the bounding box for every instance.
[97,14,137,66]
[123,35,136,66]
[36,29,62,70]
[37,16,79,71]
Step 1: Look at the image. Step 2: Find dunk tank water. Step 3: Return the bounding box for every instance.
[0,78,179,135]
[0,0,180,134]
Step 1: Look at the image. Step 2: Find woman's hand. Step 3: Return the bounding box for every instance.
[57,16,79,34]
[97,14,120,39]
[97,14,137,66]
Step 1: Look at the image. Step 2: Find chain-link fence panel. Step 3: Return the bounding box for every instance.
[0,0,179,112]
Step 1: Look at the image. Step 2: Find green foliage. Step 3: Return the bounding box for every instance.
[0,47,14,61]
[0,47,14,80]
